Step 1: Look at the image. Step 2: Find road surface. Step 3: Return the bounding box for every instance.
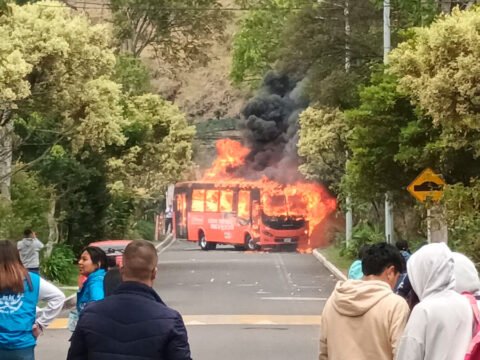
[36,240,338,359]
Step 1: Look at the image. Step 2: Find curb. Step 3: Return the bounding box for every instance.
[313,249,347,281]
[155,233,174,251]
[57,236,176,311]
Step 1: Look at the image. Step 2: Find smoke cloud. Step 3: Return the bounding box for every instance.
[238,72,308,183]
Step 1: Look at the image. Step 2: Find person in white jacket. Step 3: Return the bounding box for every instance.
[0,240,65,359]
[396,243,473,360]
[453,252,480,297]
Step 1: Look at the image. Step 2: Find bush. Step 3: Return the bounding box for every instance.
[443,180,480,268]
[41,244,77,284]
[340,222,384,259]
[130,220,155,241]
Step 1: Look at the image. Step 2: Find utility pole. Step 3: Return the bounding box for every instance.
[383,0,391,64]
[383,0,394,244]
[344,0,353,246]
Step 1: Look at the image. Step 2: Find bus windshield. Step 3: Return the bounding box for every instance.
[261,193,306,230]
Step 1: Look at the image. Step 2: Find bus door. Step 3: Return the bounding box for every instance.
[175,192,188,238]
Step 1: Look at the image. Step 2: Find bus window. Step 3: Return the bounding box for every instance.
[219,190,234,213]
[192,189,205,212]
[205,190,219,212]
[238,190,250,219]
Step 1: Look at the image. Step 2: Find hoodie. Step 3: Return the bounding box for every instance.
[396,243,473,360]
[453,252,480,296]
[17,237,44,269]
[319,279,409,360]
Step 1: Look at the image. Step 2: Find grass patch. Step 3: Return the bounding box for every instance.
[318,245,354,275]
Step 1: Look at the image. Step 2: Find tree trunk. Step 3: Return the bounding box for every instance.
[0,118,13,201]
[45,192,59,258]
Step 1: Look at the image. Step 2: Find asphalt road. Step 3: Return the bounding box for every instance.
[36,240,338,360]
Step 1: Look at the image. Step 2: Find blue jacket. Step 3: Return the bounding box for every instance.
[0,272,40,350]
[77,269,106,313]
[67,282,191,360]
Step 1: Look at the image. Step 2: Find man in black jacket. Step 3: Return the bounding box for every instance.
[67,240,192,360]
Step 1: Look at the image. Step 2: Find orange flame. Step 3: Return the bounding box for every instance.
[204,139,250,180]
[202,139,337,251]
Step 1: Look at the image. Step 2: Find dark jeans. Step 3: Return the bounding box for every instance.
[165,218,172,233]
[0,346,35,360]
[27,268,39,274]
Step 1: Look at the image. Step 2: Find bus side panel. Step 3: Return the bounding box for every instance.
[195,212,241,245]
[187,212,205,242]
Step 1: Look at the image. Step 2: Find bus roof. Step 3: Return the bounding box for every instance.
[175,181,261,190]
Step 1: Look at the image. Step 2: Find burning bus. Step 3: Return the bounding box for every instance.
[173,181,310,251]
[173,138,337,252]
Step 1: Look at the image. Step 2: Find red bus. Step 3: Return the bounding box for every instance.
[173,181,309,251]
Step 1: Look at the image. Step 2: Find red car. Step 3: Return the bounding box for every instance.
[78,240,132,286]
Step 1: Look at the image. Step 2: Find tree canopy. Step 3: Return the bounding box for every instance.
[0,1,195,249]
[390,7,480,157]
[0,1,126,151]
[111,0,227,62]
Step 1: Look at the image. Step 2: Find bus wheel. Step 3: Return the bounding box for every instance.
[199,233,216,251]
[245,234,258,251]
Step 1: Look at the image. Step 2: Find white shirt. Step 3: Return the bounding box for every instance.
[36,278,65,328]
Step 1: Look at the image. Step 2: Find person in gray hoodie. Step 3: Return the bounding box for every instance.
[17,229,44,273]
[396,243,473,360]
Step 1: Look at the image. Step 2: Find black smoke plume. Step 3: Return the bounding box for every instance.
[237,72,308,183]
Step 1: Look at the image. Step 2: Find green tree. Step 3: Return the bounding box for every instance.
[113,54,151,96]
[443,180,480,265]
[230,0,299,85]
[111,0,227,61]
[0,166,50,240]
[297,106,348,192]
[277,0,382,107]
[0,1,126,199]
[107,94,195,199]
[389,7,480,157]
[342,71,419,203]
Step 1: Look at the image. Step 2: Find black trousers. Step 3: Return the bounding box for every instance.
[165,218,172,233]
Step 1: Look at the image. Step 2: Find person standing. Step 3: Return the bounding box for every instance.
[67,240,191,360]
[76,246,107,314]
[165,205,173,234]
[347,244,369,280]
[103,256,122,297]
[396,243,473,360]
[319,242,409,360]
[17,229,44,273]
[0,240,65,360]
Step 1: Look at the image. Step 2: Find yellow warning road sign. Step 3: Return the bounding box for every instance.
[407,168,445,203]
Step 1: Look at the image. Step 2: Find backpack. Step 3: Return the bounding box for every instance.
[464,293,480,360]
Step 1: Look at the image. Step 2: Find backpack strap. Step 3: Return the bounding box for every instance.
[463,292,480,333]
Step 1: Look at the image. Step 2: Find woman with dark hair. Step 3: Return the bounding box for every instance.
[0,240,65,360]
[76,246,108,314]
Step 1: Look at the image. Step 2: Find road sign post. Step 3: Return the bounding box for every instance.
[407,168,447,243]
